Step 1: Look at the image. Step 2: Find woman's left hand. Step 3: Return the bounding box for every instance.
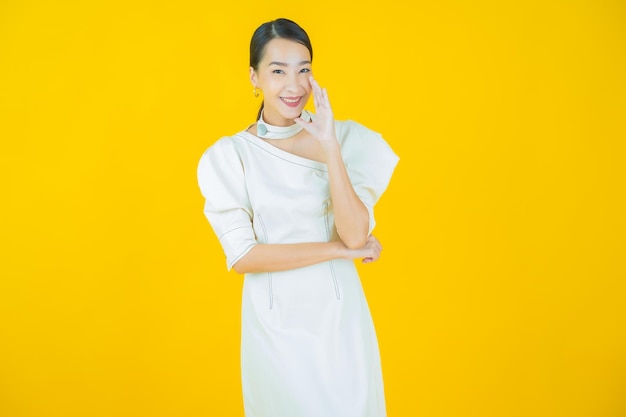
[294,76,337,144]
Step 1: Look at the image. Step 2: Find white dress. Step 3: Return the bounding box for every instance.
[197,118,399,417]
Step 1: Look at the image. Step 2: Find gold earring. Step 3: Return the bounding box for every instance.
[253,87,260,98]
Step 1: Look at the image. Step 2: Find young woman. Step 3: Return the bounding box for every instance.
[197,18,399,417]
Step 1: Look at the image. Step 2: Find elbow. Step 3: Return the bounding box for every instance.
[339,221,369,249]
[341,233,368,249]
[232,261,249,274]
[231,245,257,274]
[344,239,367,250]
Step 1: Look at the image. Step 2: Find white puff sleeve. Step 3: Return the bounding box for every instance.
[337,120,400,235]
[197,137,257,271]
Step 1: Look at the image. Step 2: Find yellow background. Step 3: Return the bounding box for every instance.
[1,1,625,416]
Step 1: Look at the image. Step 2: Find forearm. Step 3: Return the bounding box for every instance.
[323,141,370,248]
[233,241,347,274]
[293,76,370,248]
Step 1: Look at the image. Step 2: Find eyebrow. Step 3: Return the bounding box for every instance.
[268,60,312,67]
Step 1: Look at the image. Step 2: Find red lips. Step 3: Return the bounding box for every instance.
[281,97,302,108]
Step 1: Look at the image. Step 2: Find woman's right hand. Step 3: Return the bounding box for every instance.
[343,235,382,264]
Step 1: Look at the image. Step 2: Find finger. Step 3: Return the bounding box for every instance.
[293,117,313,132]
[314,84,323,109]
[311,77,324,108]
[364,254,380,263]
[322,88,331,109]
[316,88,326,109]
[368,238,381,253]
[310,76,321,99]
[312,80,323,110]
[310,76,320,92]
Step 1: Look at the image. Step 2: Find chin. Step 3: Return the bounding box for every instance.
[287,107,307,117]
[265,101,307,124]
[276,107,305,121]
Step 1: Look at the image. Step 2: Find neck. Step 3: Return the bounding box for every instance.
[262,110,295,127]
[256,109,311,140]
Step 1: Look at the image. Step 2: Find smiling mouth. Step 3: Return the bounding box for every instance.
[280,96,302,107]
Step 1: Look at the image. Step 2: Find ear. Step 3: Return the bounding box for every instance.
[249,66,258,88]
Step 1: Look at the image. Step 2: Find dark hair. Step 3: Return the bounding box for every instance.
[250,18,313,120]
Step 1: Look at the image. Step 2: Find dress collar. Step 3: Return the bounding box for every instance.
[256,109,312,140]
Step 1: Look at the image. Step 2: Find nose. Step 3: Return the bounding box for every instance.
[285,73,301,93]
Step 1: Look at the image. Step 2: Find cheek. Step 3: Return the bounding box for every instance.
[261,77,281,92]
[300,80,312,94]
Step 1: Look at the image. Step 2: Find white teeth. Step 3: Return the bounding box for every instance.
[282,97,299,103]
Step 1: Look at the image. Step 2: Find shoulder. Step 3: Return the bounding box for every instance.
[199,135,238,160]
[197,134,249,183]
[198,133,251,167]
[333,118,399,174]
[334,119,396,157]
[197,135,249,196]
[335,119,381,141]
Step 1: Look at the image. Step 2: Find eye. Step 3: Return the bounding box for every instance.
[272,69,284,74]
[300,68,311,73]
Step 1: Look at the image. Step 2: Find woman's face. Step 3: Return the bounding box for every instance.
[250,37,312,126]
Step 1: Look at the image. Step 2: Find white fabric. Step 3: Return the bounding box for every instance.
[197,118,399,417]
[257,109,312,139]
